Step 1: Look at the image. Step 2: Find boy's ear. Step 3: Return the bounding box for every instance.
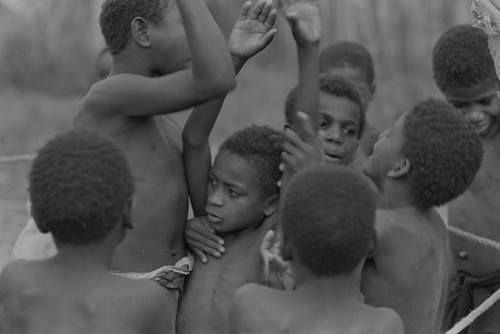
[122,198,135,230]
[131,17,151,48]
[387,158,410,179]
[30,206,49,234]
[264,195,279,217]
[369,83,377,97]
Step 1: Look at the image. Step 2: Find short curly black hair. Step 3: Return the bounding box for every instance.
[99,0,172,56]
[402,98,483,209]
[282,164,377,276]
[29,131,134,246]
[284,74,365,137]
[432,25,496,91]
[320,41,375,86]
[219,125,284,200]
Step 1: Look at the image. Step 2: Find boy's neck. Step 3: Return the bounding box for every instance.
[293,263,364,303]
[376,178,413,210]
[52,240,116,272]
[110,51,154,77]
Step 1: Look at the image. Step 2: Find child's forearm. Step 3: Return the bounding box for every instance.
[177,0,236,94]
[294,43,320,130]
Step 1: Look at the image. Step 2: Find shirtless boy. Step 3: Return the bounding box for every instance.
[361,98,483,334]
[320,41,379,165]
[74,0,235,294]
[229,164,403,334]
[432,24,500,333]
[0,131,174,334]
[176,126,284,334]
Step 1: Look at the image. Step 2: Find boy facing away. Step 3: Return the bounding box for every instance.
[361,98,483,334]
[228,164,404,334]
[432,24,500,333]
[176,126,285,334]
[0,131,174,334]
[74,0,235,277]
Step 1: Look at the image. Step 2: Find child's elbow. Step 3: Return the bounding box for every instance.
[214,70,237,94]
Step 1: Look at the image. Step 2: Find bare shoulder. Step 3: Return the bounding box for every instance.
[369,307,404,334]
[0,259,32,290]
[229,284,281,334]
[108,276,175,331]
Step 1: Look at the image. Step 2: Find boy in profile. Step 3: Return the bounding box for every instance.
[228,164,403,334]
[177,125,284,334]
[432,24,500,333]
[320,41,379,167]
[74,0,235,285]
[361,98,483,334]
[0,131,174,334]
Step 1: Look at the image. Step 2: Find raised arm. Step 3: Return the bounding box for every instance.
[183,0,277,216]
[184,0,277,263]
[83,0,235,118]
[278,0,322,188]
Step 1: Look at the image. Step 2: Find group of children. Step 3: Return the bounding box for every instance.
[0,0,499,333]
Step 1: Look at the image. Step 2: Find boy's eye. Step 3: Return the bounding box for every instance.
[480,97,494,106]
[228,189,240,197]
[208,176,217,186]
[451,101,467,109]
[344,127,357,137]
[318,119,329,129]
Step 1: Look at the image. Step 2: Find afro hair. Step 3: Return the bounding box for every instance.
[219,125,284,200]
[29,130,134,245]
[432,25,496,91]
[282,164,377,276]
[99,0,172,55]
[402,98,483,209]
[320,41,375,86]
[284,74,365,138]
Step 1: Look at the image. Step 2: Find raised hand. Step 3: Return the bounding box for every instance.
[228,0,277,60]
[472,0,500,36]
[278,0,321,45]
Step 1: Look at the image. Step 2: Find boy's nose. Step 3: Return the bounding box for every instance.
[323,127,343,145]
[464,108,486,124]
[207,187,224,207]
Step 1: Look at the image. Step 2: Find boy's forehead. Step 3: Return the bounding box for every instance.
[319,93,360,121]
[213,150,259,185]
[443,78,500,101]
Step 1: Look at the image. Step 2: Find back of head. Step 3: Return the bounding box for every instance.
[432,25,495,91]
[402,98,483,209]
[29,130,134,245]
[219,125,284,200]
[282,164,377,276]
[320,41,375,86]
[284,75,365,137]
[99,0,172,56]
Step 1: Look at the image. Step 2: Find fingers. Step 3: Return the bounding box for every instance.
[256,28,277,50]
[238,1,252,20]
[264,8,277,29]
[249,0,267,20]
[192,248,209,264]
[260,230,276,251]
[189,239,223,259]
[257,0,274,23]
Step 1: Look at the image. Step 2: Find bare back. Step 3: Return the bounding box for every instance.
[0,260,173,334]
[229,284,403,334]
[177,225,269,334]
[448,136,500,277]
[75,90,188,272]
[361,208,449,334]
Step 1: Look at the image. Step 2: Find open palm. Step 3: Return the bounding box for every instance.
[229,0,277,59]
[278,0,320,45]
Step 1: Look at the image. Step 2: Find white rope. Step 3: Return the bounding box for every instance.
[0,154,35,164]
[445,286,500,334]
[447,225,500,251]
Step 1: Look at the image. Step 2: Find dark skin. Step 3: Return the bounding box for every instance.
[185,0,322,263]
[74,0,235,272]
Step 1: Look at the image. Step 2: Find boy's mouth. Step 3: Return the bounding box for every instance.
[324,152,343,163]
[207,212,223,224]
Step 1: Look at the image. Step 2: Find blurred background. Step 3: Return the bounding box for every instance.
[0,0,473,267]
